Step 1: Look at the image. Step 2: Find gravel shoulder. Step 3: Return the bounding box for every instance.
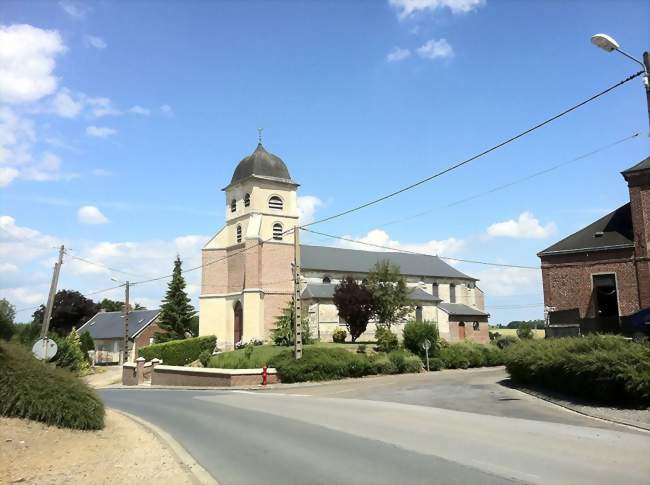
[0,410,196,484]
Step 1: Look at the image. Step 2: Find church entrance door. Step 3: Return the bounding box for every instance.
[234,301,243,345]
[458,322,466,340]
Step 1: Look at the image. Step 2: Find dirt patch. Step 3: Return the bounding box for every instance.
[82,366,123,388]
[0,410,195,484]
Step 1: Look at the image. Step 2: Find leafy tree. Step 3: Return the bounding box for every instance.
[13,322,41,347]
[517,324,534,339]
[32,290,98,336]
[53,327,90,373]
[333,277,373,342]
[0,298,16,341]
[366,260,413,329]
[271,298,312,346]
[189,315,200,337]
[403,320,440,360]
[155,256,196,342]
[133,303,147,310]
[80,331,95,354]
[97,298,123,312]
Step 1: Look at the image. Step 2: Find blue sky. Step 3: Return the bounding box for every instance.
[1,0,648,323]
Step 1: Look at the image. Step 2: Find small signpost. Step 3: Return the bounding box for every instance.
[421,338,431,371]
[32,338,58,362]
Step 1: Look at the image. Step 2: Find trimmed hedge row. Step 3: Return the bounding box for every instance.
[504,335,650,406]
[0,341,105,430]
[438,342,505,369]
[268,347,423,383]
[138,335,216,366]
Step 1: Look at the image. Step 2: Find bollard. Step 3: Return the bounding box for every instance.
[262,366,268,386]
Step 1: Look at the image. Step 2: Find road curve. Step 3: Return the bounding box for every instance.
[100,389,650,485]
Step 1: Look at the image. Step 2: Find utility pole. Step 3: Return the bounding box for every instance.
[41,245,64,344]
[123,281,130,363]
[293,226,302,360]
[643,51,650,129]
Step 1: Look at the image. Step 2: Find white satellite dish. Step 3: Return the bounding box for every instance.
[32,338,58,361]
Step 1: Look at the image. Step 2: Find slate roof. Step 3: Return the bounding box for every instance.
[621,156,650,176]
[300,245,476,280]
[438,303,488,317]
[77,309,159,340]
[537,204,634,257]
[228,143,294,186]
[301,283,441,302]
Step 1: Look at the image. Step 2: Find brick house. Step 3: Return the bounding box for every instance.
[77,309,162,364]
[537,156,650,333]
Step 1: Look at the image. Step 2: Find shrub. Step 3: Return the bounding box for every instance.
[516,324,534,339]
[198,350,211,367]
[489,331,501,341]
[388,349,423,374]
[428,357,444,371]
[375,326,399,353]
[53,328,90,373]
[495,335,518,349]
[332,328,347,343]
[269,347,373,383]
[80,331,95,355]
[138,335,216,366]
[403,320,440,360]
[0,341,104,430]
[505,335,650,406]
[208,345,285,369]
[356,344,367,354]
[271,300,312,346]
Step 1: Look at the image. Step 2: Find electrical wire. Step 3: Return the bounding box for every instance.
[301,71,645,229]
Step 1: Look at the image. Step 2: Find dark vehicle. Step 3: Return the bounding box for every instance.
[621,309,650,339]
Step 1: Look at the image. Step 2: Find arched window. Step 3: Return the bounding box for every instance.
[244,193,250,207]
[236,225,242,243]
[415,306,423,323]
[272,223,283,241]
[473,322,480,331]
[322,276,331,284]
[230,198,236,213]
[268,196,283,210]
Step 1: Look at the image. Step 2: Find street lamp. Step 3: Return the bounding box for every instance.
[111,277,131,363]
[591,33,650,127]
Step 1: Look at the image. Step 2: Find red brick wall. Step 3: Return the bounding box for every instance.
[202,248,228,294]
[448,318,489,343]
[540,248,640,318]
[134,321,166,351]
[625,169,650,309]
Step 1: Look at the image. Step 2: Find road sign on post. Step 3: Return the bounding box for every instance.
[421,338,431,371]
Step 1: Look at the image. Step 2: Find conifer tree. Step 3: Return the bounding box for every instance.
[156,256,196,342]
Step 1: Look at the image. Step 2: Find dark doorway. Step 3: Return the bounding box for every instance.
[458,321,465,340]
[234,301,243,345]
[415,306,423,323]
[593,274,619,318]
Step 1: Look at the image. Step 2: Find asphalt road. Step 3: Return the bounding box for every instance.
[101,370,650,485]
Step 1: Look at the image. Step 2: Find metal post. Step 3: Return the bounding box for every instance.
[41,245,64,339]
[293,226,302,360]
[643,52,650,129]
[123,281,130,363]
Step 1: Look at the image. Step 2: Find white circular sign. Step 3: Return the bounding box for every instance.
[421,339,431,350]
[32,338,58,361]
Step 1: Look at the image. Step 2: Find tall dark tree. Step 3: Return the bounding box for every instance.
[32,290,98,336]
[0,298,16,341]
[97,298,123,312]
[333,277,374,342]
[155,256,196,342]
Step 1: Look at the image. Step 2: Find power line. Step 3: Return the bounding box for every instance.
[302,71,645,229]
[374,131,644,230]
[301,228,539,270]
[65,251,144,278]
[14,283,127,314]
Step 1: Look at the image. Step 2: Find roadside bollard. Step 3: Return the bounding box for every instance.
[262,366,268,386]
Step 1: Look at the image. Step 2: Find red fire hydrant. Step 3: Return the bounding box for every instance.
[262,366,268,386]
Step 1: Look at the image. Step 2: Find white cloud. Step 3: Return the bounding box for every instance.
[160,104,173,117]
[52,88,83,118]
[486,212,557,239]
[78,205,109,224]
[387,46,411,62]
[0,24,66,104]
[21,152,77,182]
[473,267,542,298]
[58,0,89,19]
[86,125,116,138]
[85,35,107,49]
[417,38,454,60]
[85,96,121,117]
[0,262,18,272]
[91,168,112,177]
[0,167,20,187]
[338,228,465,257]
[297,195,323,225]
[129,105,150,116]
[389,0,485,19]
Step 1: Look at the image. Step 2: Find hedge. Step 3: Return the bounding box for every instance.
[438,342,505,369]
[505,335,650,406]
[138,335,216,366]
[0,341,105,430]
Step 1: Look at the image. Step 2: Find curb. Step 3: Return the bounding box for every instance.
[508,386,650,434]
[111,409,219,484]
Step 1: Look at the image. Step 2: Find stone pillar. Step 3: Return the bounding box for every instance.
[136,357,145,385]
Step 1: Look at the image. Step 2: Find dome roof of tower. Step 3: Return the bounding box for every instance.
[230,143,293,185]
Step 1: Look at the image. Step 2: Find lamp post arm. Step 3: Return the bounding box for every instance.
[615,48,648,74]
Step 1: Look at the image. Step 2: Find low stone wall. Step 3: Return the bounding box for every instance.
[150,365,278,387]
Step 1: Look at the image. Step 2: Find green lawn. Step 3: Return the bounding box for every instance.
[489,328,545,339]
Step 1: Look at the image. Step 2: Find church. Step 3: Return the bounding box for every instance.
[199,142,489,349]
